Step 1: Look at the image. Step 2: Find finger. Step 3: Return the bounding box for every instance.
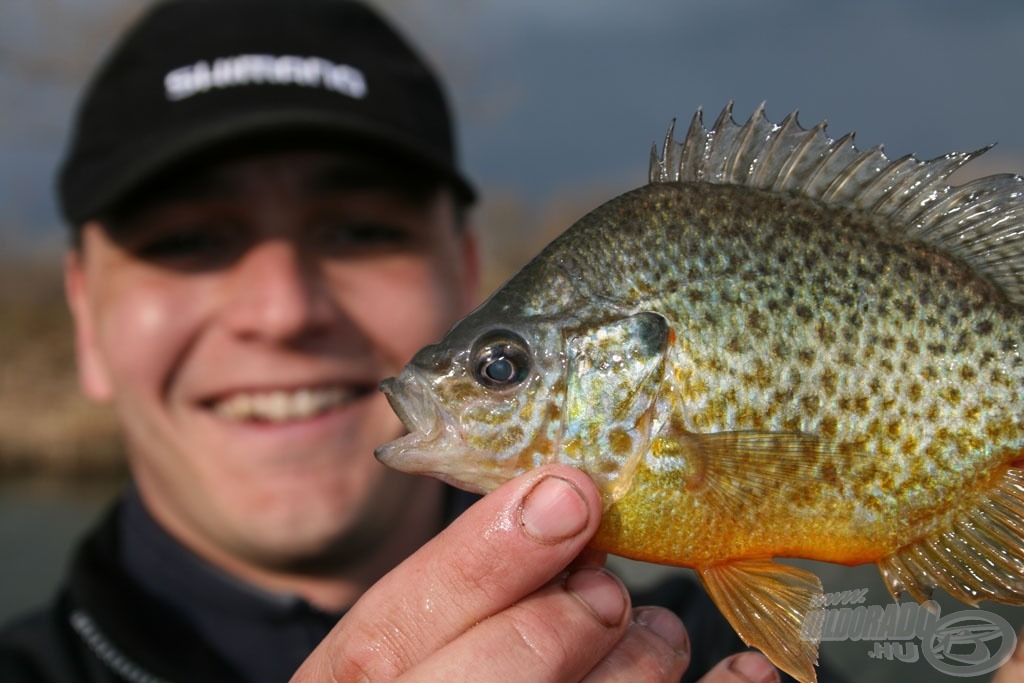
[579,606,690,682]
[991,629,1024,683]
[568,547,608,571]
[405,567,632,682]
[297,464,603,682]
[698,651,780,683]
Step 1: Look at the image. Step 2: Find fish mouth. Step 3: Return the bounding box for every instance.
[380,374,439,437]
[375,370,505,496]
[375,371,446,469]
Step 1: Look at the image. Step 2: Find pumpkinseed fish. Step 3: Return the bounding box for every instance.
[375,103,1024,682]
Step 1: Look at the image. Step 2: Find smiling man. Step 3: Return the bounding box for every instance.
[0,1,794,682]
[67,147,476,614]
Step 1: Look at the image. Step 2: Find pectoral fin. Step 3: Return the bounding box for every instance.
[698,559,822,683]
[648,429,870,514]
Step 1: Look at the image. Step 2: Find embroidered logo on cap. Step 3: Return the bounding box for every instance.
[164,54,367,101]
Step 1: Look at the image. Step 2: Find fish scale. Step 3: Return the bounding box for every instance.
[555,181,1024,559]
[376,103,1024,682]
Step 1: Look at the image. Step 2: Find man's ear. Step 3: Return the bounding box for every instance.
[64,228,113,402]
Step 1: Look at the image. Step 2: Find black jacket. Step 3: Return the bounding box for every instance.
[0,504,244,682]
[0,501,832,682]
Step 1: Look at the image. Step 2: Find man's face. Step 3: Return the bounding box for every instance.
[65,149,479,573]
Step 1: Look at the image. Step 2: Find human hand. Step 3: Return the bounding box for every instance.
[291,463,777,682]
[991,629,1024,683]
[697,651,779,683]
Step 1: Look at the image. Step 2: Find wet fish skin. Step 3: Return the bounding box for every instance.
[557,179,1023,560]
[376,103,1024,682]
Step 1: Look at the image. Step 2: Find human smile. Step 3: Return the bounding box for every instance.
[208,385,374,422]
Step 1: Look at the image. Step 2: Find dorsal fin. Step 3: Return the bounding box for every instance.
[650,102,1024,304]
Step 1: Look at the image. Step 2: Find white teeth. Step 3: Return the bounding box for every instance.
[212,386,354,422]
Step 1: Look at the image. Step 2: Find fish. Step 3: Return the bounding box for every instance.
[374,102,1024,682]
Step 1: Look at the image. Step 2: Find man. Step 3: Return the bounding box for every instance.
[0,0,788,681]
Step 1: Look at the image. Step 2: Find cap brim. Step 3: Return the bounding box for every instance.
[65,107,476,224]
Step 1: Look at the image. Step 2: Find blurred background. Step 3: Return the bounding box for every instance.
[2,0,1023,680]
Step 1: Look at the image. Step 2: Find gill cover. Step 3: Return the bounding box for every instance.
[561,311,670,502]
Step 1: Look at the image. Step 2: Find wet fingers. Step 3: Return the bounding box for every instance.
[404,567,631,682]
[580,606,690,682]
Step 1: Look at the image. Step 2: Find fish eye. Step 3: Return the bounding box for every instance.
[472,331,532,391]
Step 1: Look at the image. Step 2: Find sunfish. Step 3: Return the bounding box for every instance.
[376,103,1024,682]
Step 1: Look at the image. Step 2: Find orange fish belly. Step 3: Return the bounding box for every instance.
[589,445,1022,568]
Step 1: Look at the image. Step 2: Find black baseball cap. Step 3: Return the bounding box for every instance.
[58,0,475,226]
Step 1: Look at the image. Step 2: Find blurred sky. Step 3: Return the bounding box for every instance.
[2,0,1024,252]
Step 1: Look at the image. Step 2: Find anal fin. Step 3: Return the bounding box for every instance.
[879,466,1024,606]
[698,559,822,683]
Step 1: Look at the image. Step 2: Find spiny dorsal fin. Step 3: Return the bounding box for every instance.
[650,102,1024,304]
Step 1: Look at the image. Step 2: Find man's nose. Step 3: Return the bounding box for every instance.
[222,239,337,342]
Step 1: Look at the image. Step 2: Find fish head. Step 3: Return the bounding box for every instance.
[375,310,568,494]
[377,299,673,502]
